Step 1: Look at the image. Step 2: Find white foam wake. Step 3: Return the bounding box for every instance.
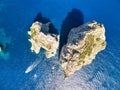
[25,55,43,74]
[25,60,40,73]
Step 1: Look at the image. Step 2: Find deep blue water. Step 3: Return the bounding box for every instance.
[0,0,120,90]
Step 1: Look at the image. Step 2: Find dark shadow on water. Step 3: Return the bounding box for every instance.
[34,13,58,34]
[59,8,84,55]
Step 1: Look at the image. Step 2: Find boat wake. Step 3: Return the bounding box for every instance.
[25,55,43,74]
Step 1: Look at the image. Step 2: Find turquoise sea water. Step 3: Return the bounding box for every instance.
[0,0,120,90]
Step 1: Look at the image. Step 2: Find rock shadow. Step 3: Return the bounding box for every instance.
[34,13,58,35]
[59,8,84,55]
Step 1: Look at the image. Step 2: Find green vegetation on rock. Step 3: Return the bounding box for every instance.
[30,28,37,38]
[96,37,101,41]
[101,41,106,46]
[78,35,94,64]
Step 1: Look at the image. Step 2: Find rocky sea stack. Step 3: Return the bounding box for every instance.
[28,20,106,78]
[59,20,106,78]
[28,21,59,58]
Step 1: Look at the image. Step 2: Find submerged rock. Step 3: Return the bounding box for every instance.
[28,21,59,58]
[0,44,2,52]
[59,20,106,78]
[0,28,11,60]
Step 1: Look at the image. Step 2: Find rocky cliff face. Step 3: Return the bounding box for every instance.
[28,21,59,58]
[59,20,106,78]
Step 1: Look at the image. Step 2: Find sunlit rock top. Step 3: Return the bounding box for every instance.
[59,20,106,78]
[28,21,59,58]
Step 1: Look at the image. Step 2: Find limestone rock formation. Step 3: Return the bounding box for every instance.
[28,21,59,58]
[59,20,106,78]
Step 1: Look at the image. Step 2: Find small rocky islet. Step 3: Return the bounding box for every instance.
[59,20,106,78]
[28,21,59,58]
[28,20,106,78]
